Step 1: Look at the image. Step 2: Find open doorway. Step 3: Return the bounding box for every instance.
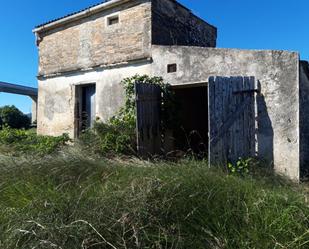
[75,84,96,136]
[135,77,257,164]
[171,84,208,156]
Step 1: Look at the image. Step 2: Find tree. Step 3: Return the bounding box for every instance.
[0,105,31,129]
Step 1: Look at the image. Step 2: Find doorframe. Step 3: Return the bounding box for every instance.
[74,82,96,138]
[170,81,208,90]
[167,81,209,153]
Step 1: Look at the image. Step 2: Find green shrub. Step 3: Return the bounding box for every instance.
[79,116,136,156]
[0,126,28,144]
[0,127,70,155]
[0,105,31,129]
[81,75,176,156]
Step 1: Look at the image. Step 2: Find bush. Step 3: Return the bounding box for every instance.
[78,121,136,156]
[80,75,175,156]
[0,127,70,155]
[0,105,31,129]
[94,119,136,155]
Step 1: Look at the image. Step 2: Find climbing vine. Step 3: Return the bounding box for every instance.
[113,74,176,128]
[87,75,177,155]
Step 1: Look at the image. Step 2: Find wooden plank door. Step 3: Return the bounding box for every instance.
[208,76,256,166]
[135,83,162,157]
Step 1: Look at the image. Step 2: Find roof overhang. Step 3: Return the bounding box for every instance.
[33,0,130,34]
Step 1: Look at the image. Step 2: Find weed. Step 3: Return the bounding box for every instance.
[228,157,252,176]
[0,126,70,155]
[0,157,308,248]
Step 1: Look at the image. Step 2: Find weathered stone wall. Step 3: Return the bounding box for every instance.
[37,0,152,76]
[299,61,309,179]
[151,0,217,47]
[37,61,152,137]
[37,44,301,180]
[151,46,300,180]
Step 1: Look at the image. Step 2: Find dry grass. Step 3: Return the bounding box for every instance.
[0,154,308,248]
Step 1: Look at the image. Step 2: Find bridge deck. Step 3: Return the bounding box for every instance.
[0,81,37,98]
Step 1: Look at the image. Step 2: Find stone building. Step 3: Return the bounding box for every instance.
[33,0,309,181]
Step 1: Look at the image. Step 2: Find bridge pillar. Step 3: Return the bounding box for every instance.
[31,96,38,124]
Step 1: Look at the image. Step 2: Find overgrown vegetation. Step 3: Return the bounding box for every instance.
[0,127,70,155]
[0,77,308,248]
[0,157,308,249]
[81,75,176,156]
[228,157,252,176]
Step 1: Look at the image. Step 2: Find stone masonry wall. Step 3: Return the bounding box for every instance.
[37,0,152,76]
[151,46,300,180]
[300,61,309,179]
[151,0,217,47]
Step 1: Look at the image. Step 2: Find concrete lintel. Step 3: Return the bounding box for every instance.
[170,81,208,89]
[37,57,152,80]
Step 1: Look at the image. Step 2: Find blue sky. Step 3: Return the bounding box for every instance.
[0,0,308,113]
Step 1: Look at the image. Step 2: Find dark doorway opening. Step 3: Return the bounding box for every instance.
[171,84,208,156]
[75,84,96,136]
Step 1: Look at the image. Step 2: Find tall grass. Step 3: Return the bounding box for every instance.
[0,155,308,248]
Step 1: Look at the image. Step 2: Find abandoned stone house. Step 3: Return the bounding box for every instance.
[33,0,309,181]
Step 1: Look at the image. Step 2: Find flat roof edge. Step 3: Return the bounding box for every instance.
[168,0,217,30]
[152,45,300,55]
